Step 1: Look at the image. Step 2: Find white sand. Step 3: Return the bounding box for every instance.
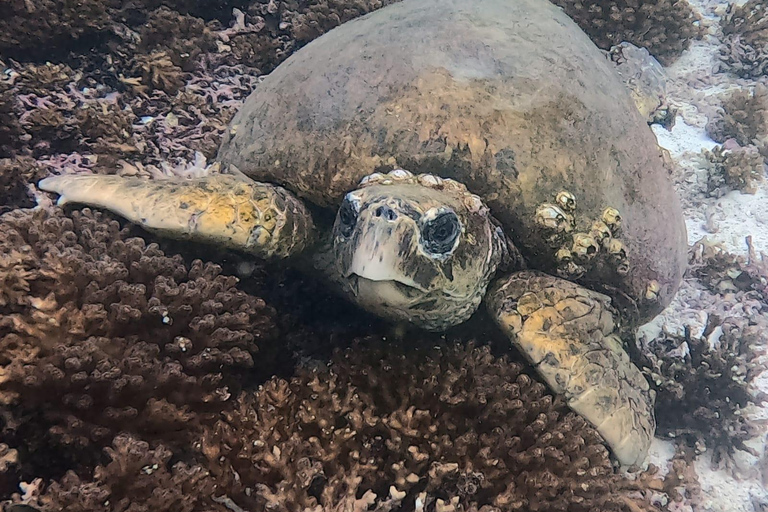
[638,0,768,509]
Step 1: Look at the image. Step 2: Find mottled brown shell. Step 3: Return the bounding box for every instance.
[217,0,687,322]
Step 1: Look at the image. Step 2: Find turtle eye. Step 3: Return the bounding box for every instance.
[421,211,461,255]
[337,196,359,237]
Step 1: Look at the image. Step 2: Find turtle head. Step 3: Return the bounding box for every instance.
[332,170,505,331]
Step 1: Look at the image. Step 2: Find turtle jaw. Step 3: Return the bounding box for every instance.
[345,274,427,311]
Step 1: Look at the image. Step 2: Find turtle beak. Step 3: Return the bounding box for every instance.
[339,205,429,304]
[344,237,428,300]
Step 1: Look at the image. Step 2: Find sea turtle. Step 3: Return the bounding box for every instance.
[38,0,687,467]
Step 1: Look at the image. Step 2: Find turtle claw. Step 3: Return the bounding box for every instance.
[486,270,655,468]
[38,173,315,259]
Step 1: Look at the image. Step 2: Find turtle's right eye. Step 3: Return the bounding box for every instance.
[338,196,359,237]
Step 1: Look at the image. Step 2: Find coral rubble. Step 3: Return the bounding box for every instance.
[718,0,768,79]
[551,0,702,65]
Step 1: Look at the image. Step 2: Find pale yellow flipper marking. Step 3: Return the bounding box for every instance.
[487,270,655,468]
[38,174,314,259]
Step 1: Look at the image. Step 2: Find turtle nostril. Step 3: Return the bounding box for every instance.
[375,206,398,221]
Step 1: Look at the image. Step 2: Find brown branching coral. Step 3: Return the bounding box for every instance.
[0,158,47,212]
[719,0,768,79]
[551,0,702,65]
[0,0,111,62]
[1,61,139,163]
[137,7,218,71]
[638,316,766,467]
[218,0,400,71]
[702,144,766,196]
[689,237,768,301]
[34,343,664,512]
[706,86,768,147]
[0,207,279,470]
[128,51,187,95]
[637,240,768,468]
[0,71,24,159]
[41,434,218,512]
[0,0,404,177]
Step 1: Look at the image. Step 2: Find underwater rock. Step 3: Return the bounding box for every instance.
[551,0,702,65]
[718,0,768,79]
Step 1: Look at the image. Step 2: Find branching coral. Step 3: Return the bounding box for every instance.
[719,0,768,79]
[136,7,218,71]
[701,144,766,196]
[41,435,218,512]
[0,0,111,62]
[689,237,768,301]
[706,86,768,147]
[32,343,666,512]
[0,207,279,476]
[0,66,24,159]
[0,158,47,212]
[551,0,702,65]
[129,51,186,95]
[636,240,768,468]
[638,317,766,467]
[0,0,401,169]
[643,316,766,465]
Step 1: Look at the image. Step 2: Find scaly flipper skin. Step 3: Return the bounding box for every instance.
[486,270,655,468]
[38,174,314,259]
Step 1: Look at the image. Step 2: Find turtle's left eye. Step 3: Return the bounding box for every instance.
[337,196,359,237]
[421,211,461,255]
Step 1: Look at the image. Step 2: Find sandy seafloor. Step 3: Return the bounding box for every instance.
[637,0,768,509]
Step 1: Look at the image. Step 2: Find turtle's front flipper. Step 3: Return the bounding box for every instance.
[38,174,314,259]
[486,270,654,468]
